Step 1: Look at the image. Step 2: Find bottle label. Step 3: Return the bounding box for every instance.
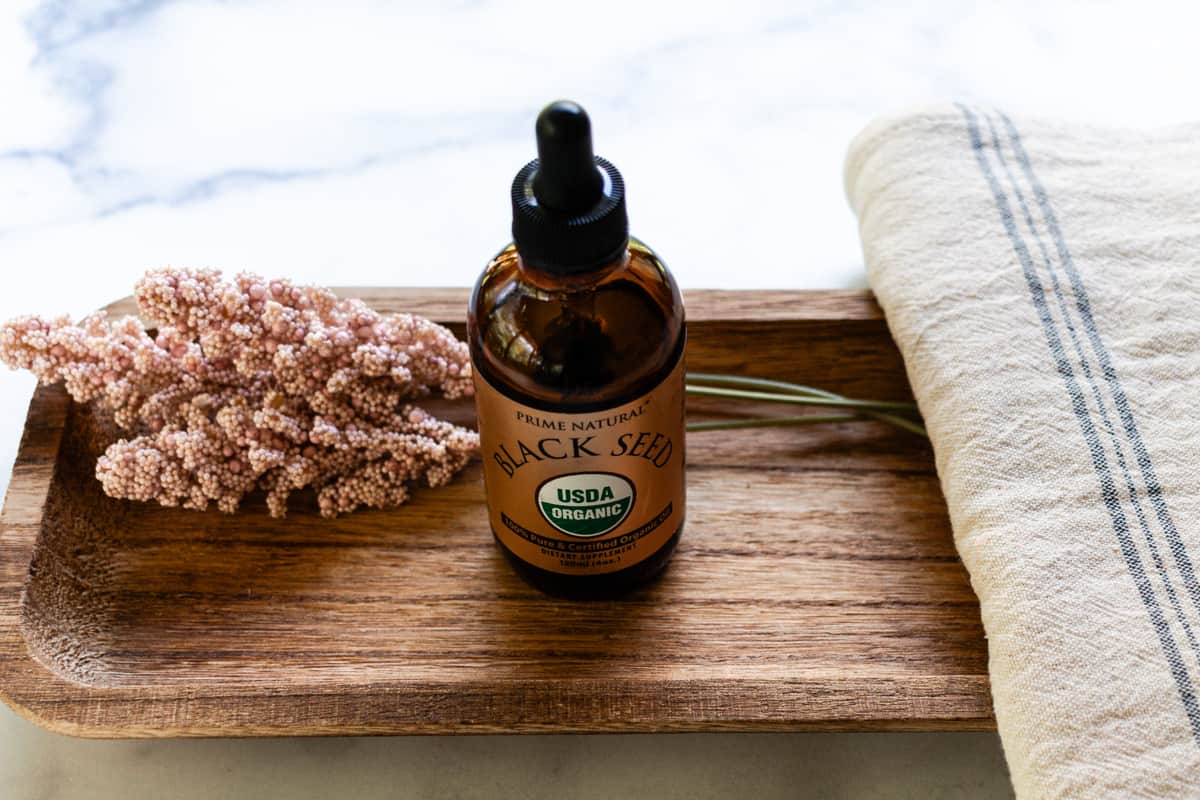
[473,356,686,576]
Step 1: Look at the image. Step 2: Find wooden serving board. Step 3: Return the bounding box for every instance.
[0,289,992,737]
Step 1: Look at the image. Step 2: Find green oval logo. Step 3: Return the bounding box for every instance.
[537,473,635,538]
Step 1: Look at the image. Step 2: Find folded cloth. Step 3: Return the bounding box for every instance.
[845,106,1200,798]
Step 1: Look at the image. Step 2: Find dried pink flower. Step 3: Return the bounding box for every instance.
[1,269,478,518]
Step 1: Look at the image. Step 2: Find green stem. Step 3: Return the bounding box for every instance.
[686,414,860,432]
[685,384,915,413]
[685,373,928,438]
[865,414,927,437]
[687,372,851,401]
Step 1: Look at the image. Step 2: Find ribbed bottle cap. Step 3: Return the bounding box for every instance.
[511,101,629,274]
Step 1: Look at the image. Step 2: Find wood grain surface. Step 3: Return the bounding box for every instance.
[0,289,992,737]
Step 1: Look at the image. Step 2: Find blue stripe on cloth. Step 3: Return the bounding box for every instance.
[1000,111,1200,627]
[957,103,1200,745]
[981,111,1200,665]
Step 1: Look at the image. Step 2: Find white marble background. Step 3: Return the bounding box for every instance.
[4,0,1200,797]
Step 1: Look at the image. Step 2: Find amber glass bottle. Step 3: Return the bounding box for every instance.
[468,101,685,598]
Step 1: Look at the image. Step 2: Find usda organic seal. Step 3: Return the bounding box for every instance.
[536,472,635,537]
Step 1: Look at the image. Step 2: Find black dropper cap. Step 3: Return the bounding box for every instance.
[511,100,629,274]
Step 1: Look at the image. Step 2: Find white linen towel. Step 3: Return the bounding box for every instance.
[845,106,1200,798]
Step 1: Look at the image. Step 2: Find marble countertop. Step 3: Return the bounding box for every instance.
[3,0,1198,797]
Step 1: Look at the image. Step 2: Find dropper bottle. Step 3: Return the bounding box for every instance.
[468,100,686,598]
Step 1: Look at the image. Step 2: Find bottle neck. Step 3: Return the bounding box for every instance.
[515,247,631,291]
